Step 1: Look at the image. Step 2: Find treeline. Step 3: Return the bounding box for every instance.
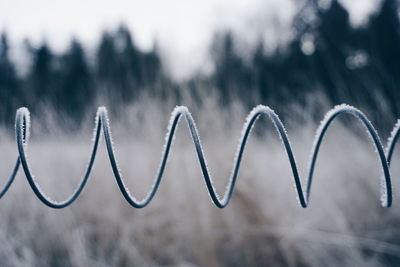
[0,25,171,125]
[209,0,400,124]
[0,0,399,126]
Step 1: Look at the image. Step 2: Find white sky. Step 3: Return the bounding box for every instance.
[0,0,380,80]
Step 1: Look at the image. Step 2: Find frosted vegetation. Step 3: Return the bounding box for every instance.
[1,95,400,266]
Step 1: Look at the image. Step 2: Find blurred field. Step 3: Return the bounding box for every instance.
[1,96,400,266]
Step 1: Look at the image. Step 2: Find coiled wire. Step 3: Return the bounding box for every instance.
[0,104,398,209]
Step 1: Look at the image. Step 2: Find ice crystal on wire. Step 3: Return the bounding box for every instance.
[6,104,393,209]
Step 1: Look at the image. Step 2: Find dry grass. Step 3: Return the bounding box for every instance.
[1,96,400,266]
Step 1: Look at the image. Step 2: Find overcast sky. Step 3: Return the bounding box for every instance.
[0,0,380,80]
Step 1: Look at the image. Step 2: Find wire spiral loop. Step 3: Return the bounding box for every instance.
[0,104,398,209]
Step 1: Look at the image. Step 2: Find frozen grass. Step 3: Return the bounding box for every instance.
[1,96,400,266]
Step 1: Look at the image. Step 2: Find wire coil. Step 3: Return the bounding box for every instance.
[0,104,398,209]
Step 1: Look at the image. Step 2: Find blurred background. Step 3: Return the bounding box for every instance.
[1,0,400,266]
[0,0,399,127]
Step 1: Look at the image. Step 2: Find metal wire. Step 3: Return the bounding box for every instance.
[0,104,397,209]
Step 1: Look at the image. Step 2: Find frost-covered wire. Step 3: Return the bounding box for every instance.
[0,104,395,208]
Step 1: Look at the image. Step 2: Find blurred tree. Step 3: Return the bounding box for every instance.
[367,0,400,116]
[113,25,141,101]
[96,31,120,103]
[57,39,93,122]
[309,0,353,103]
[29,42,55,107]
[252,42,271,101]
[141,42,164,92]
[211,32,252,104]
[96,26,166,106]
[0,32,21,123]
